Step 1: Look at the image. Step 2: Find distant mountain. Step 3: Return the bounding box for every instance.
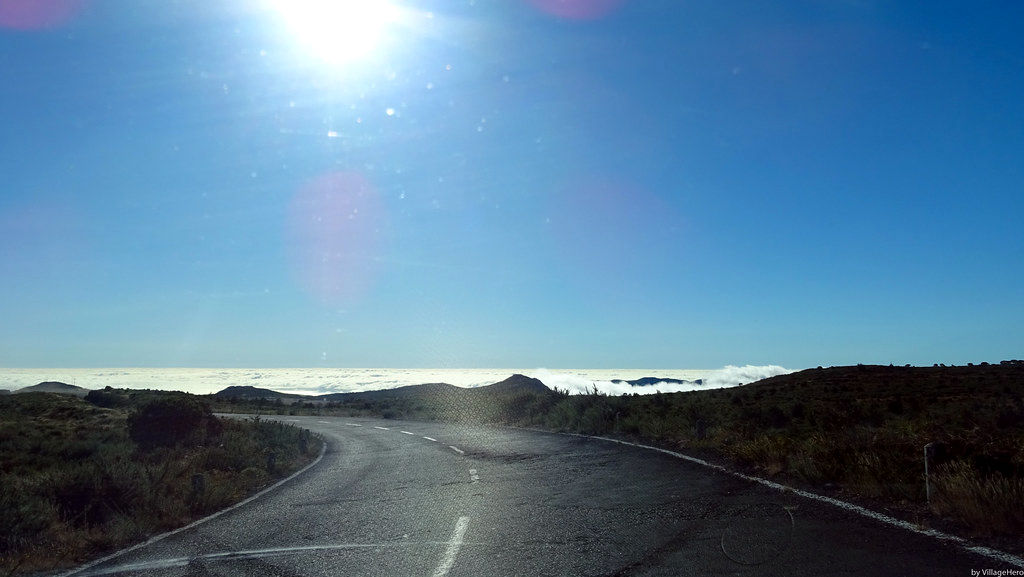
[473,374,550,394]
[13,381,89,397]
[213,386,307,400]
[610,377,702,387]
[322,374,551,401]
[213,374,553,408]
[315,382,459,403]
[210,374,560,422]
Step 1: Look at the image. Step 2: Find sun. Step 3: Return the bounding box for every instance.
[271,0,399,65]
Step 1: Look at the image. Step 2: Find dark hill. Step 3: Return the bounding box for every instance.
[13,381,88,397]
[318,376,551,403]
[473,374,550,394]
[211,375,557,422]
[610,377,699,387]
[738,362,1024,401]
[213,386,307,400]
[318,382,462,403]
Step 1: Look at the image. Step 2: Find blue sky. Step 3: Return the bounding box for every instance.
[1,0,1022,369]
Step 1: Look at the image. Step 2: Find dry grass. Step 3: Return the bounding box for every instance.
[0,393,322,575]
[931,460,1024,535]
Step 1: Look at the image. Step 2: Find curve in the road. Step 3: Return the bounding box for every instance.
[56,437,328,577]
[574,432,1024,569]
[56,416,1024,577]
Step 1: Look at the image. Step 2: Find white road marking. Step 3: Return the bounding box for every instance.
[75,541,476,576]
[345,423,362,427]
[317,420,329,424]
[448,446,464,455]
[423,436,437,442]
[57,441,329,577]
[431,516,470,577]
[468,468,480,483]
[574,433,1024,569]
[286,419,300,422]
[400,430,414,435]
[373,426,390,430]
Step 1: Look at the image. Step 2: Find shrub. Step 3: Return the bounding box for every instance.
[0,394,323,575]
[0,481,55,555]
[578,404,614,434]
[85,390,127,409]
[238,467,270,492]
[127,397,220,450]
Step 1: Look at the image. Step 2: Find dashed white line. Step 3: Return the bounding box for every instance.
[431,516,470,577]
[422,436,437,442]
[345,423,362,427]
[317,420,329,424]
[400,431,414,435]
[448,446,464,455]
[373,426,390,430]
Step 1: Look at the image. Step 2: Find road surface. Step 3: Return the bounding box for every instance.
[63,416,1011,576]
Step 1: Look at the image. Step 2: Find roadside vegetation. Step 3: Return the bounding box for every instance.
[0,390,322,576]
[212,364,1024,543]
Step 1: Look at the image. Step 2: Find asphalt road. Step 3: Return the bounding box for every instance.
[64,416,1011,577]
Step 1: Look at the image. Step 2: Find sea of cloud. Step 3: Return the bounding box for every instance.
[535,365,794,395]
[0,365,795,396]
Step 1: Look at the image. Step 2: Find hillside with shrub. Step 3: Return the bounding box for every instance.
[514,363,1023,539]
[211,363,1024,546]
[0,391,321,575]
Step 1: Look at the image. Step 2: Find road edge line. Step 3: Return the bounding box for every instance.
[56,434,329,577]
[559,431,1024,569]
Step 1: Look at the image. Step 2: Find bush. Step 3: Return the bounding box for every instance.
[0,481,55,555]
[0,394,323,575]
[85,389,127,409]
[127,397,220,450]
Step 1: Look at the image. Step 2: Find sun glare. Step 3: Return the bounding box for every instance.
[272,0,399,65]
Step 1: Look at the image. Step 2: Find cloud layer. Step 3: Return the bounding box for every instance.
[1,365,795,396]
[701,365,794,389]
[534,365,794,396]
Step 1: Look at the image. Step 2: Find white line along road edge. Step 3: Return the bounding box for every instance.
[432,516,470,577]
[57,438,329,577]
[569,432,1024,569]
[76,542,463,577]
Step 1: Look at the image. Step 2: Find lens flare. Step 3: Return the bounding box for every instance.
[0,0,85,30]
[285,172,388,305]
